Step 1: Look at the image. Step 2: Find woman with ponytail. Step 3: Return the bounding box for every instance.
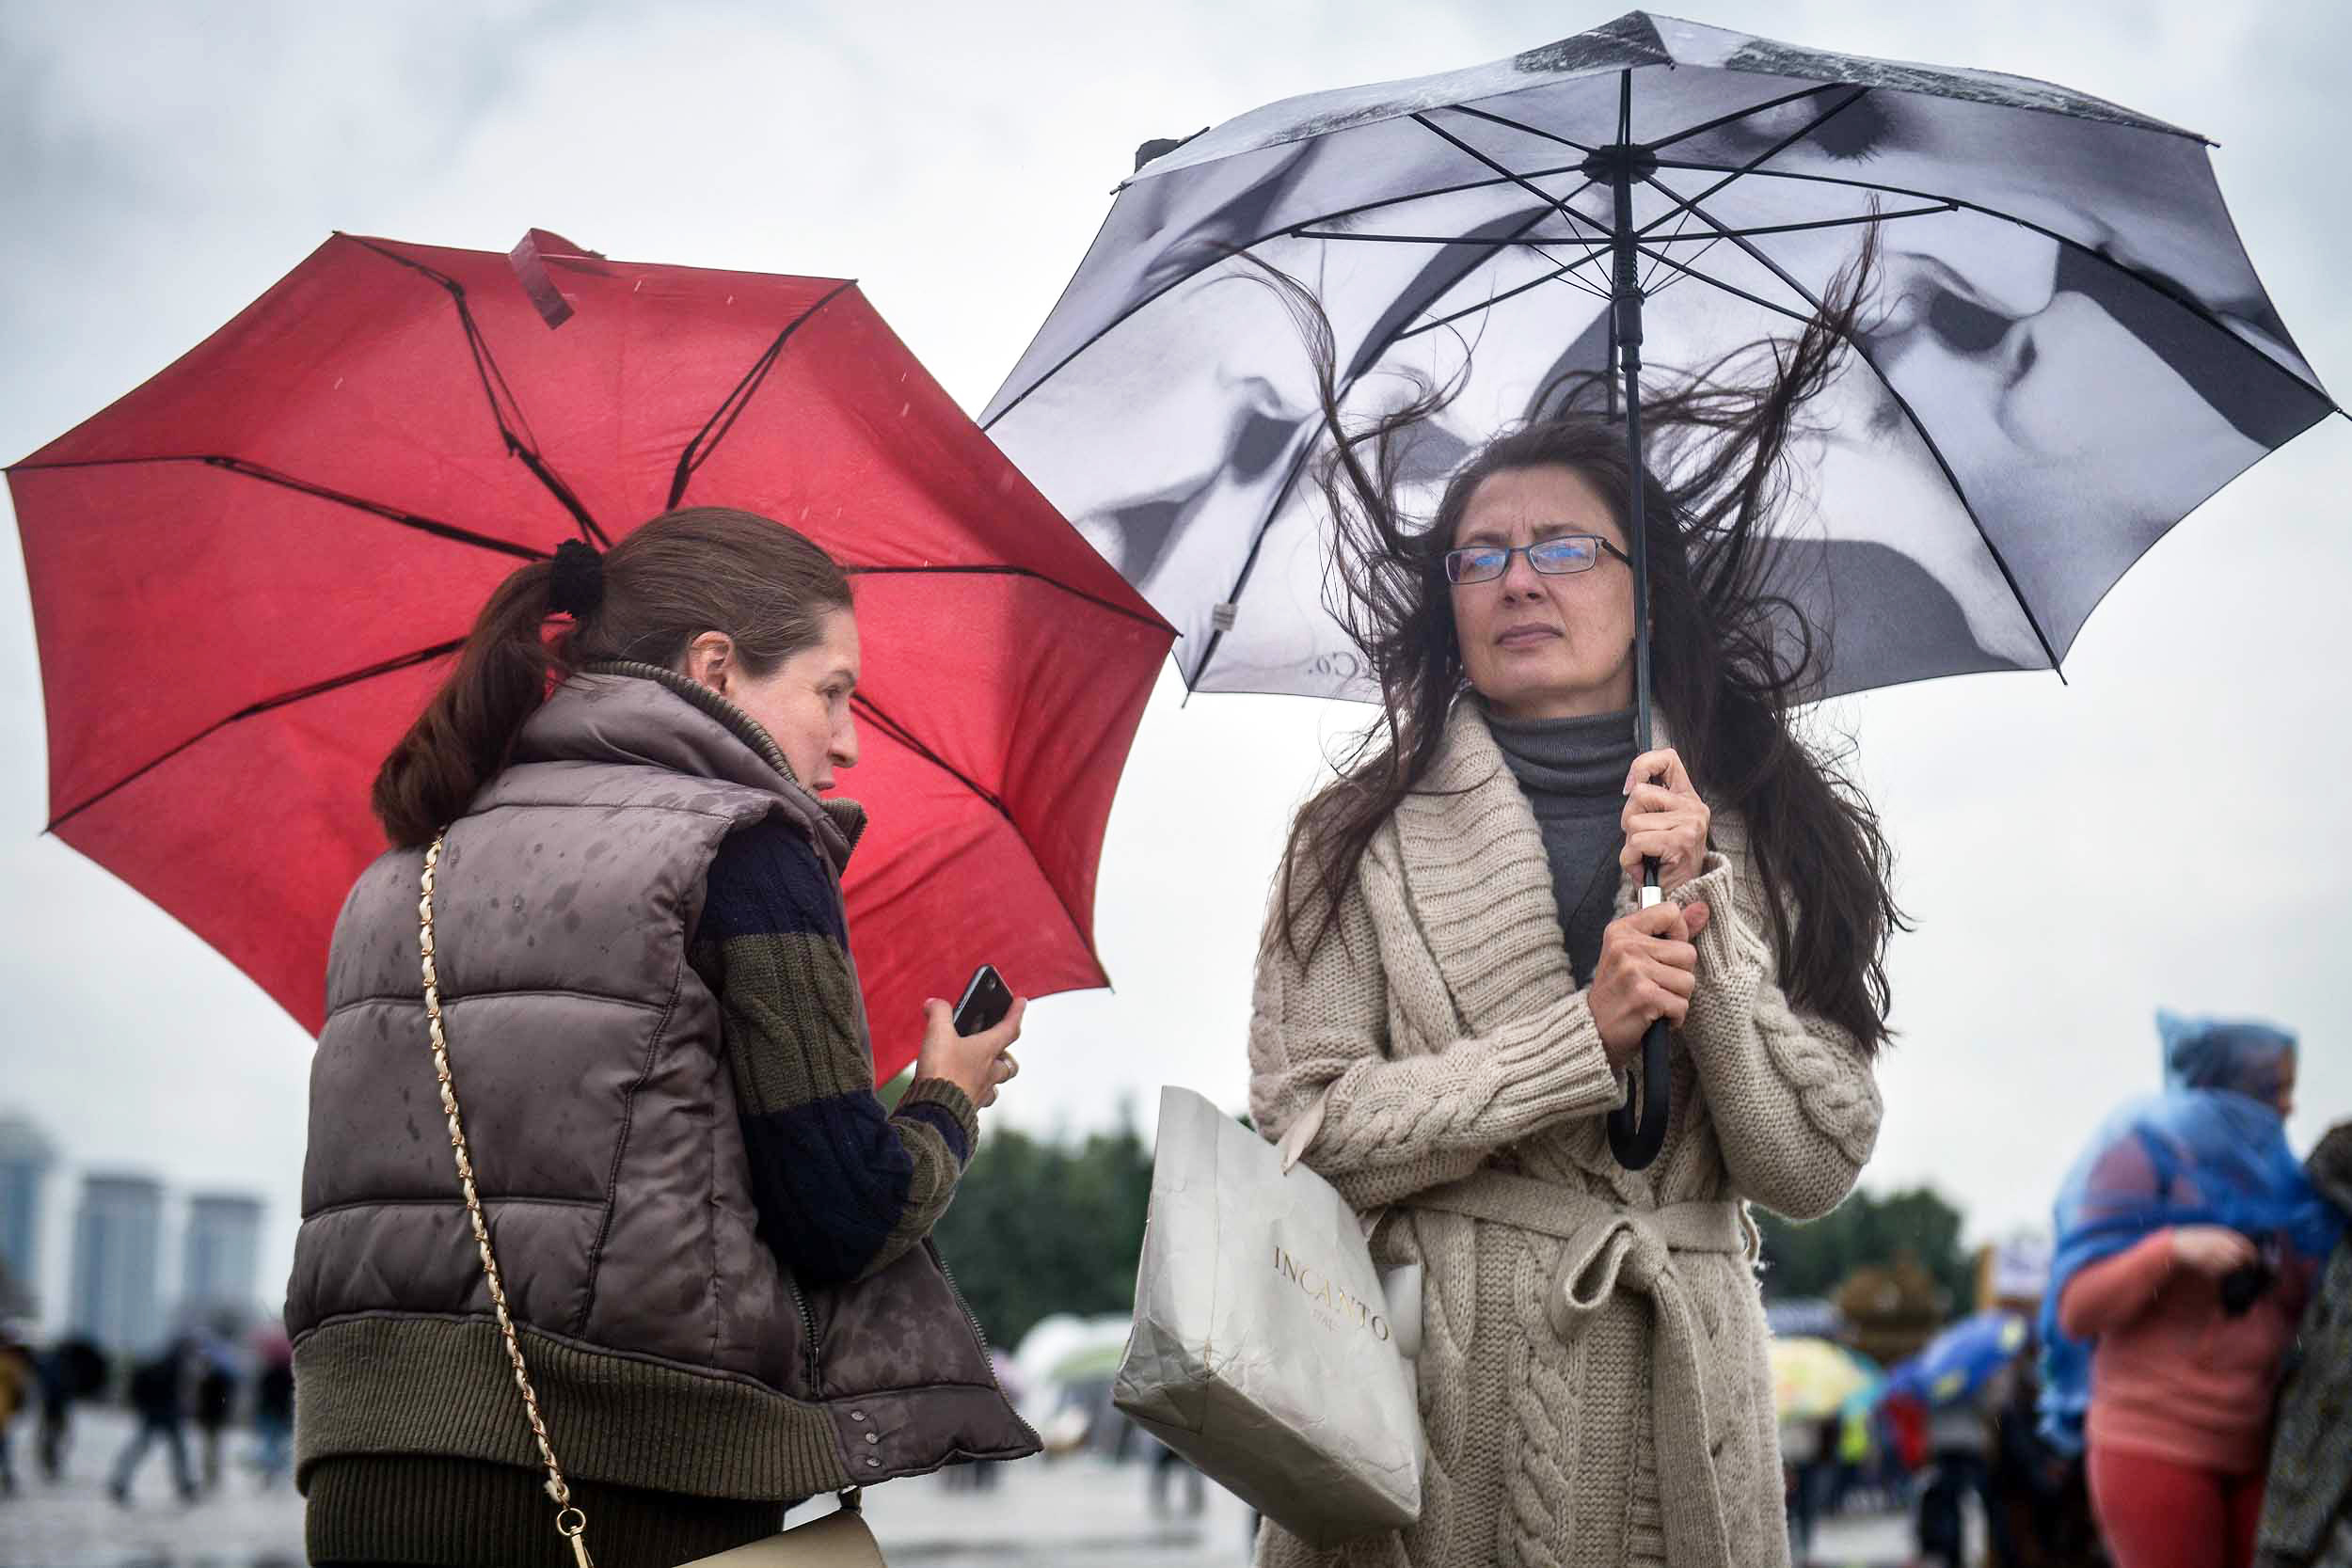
[1247,256,1900,1568]
[287,508,1039,1567]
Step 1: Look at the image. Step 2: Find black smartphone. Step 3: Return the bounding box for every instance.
[951,964,1013,1037]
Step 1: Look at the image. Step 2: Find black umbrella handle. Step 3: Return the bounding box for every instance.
[1608,1022,1673,1168]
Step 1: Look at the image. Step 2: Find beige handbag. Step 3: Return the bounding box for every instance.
[420,836,887,1568]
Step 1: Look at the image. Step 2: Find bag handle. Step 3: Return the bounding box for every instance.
[1275,1088,1329,1174]
[1275,1085,1392,1252]
[421,834,596,1568]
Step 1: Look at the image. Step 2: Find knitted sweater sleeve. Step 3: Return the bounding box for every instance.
[1248,849,1622,1212]
[1670,843,1883,1220]
[691,817,979,1286]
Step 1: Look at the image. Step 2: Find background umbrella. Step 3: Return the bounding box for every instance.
[982,10,2339,1164]
[1886,1307,2028,1407]
[1768,1334,1879,1423]
[9,230,1172,1082]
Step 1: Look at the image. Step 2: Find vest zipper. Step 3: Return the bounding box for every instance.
[784,1268,822,1382]
[930,1241,1043,1448]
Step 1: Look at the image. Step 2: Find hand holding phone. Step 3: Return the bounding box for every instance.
[952,964,1014,1037]
[918,965,1023,1109]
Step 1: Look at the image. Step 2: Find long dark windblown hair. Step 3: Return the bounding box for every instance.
[372,506,851,847]
[1273,238,1907,1053]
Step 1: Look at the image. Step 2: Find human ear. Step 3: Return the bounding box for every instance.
[682,631,736,694]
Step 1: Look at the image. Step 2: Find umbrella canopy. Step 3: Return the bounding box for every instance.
[1046,1337,1131,1386]
[983,10,2338,704]
[10,230,1171,1080]
[1769,1335,1879,1422]
[1887,1308,2029,1408]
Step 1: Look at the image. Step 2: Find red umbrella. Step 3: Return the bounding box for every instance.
[8,230,1173,1082]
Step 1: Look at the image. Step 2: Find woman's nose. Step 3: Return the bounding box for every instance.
[834,718,860,771]
[1497,547,1544,595]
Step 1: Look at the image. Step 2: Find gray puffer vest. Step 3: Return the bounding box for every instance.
[285,671,1037,1502]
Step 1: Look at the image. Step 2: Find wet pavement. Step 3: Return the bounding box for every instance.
[2,1406,1919,1566]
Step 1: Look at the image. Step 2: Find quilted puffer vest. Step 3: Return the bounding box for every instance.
[285,672,1037,1501]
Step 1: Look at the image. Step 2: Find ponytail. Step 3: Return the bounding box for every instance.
[370,507,853,847]
[371,558,560,847]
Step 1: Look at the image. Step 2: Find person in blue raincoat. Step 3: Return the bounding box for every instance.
[2039,1011,2338,1568]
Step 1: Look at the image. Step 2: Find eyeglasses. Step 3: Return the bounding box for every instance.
[1441,534,1631,585]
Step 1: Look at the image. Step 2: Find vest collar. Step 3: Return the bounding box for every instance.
[514,662,866,872]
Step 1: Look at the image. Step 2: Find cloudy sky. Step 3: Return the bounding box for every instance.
[3,0,2345,1334]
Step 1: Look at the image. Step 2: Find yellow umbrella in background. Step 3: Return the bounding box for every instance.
[1771,1337,1879,1423]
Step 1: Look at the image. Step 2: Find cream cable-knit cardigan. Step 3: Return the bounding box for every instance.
[1249,704,1883,1568]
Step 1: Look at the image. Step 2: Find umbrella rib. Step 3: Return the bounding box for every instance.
[342,234,611,546]
[1626,244,1819,326]
[1397,252,1606,341]
[1293,229,1608,250]
[1187,204,1578,689]
[837,563,1170,631]
[668,278,862,510]
[1657,204,1960,243]
[847,693,1105,966]
[983,161,1604,433]
[1648,158,2336,404]
[1639,171,2068,676]
[45,637,468,834]
[1525,245,1622,303]
[1641,200,1703,295]
[5,453,548,563]
[1644,82,1855,155]
[1407,113,1613,243]
[1311,206,1954,252]
[1446,103,1598,156]
[1298,227,1622,303]
[1632,89,1877,245]
[849,693,1005,821]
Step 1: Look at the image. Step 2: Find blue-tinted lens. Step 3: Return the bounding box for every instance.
[1529,537,1599,572]
[1448,548,1508,582]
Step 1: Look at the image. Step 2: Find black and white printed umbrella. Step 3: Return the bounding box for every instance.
[985,10,2336,703]
[982,10,2340,1166]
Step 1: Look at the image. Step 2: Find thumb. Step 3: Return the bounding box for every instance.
[1682,899,1711,940]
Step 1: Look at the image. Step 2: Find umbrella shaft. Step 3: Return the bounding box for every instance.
[1611,162,1658,800]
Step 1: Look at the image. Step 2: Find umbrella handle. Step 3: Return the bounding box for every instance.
[1608,1019,1672,1169]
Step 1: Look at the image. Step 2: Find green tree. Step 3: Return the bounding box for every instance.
[928,1107,1153,1350]
[1755,1184,1973,1311]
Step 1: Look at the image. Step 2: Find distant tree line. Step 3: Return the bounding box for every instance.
[926,1105,1154,1351]
[1755,1183,1973,1309]
[893,1063,1976,1351]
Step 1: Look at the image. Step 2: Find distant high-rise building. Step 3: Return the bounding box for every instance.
[0,1114,56,1314]
[71,1173,164,1352]
[181,1193,263,1320]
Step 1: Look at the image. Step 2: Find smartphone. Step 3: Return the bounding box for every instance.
[951,964,1013,1037]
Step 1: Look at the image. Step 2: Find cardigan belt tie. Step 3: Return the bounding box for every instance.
[1408,1169,1751,1568]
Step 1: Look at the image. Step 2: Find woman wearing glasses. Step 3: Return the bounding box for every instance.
[1248,270,1900,1568]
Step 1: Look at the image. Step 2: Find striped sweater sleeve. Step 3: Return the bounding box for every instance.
[691,816,978,1285]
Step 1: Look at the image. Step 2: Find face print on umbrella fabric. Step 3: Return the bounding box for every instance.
[1650,70,2328,655]
[985,22,2335,704]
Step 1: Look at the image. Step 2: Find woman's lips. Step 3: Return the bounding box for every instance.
[1497,625,1561,647]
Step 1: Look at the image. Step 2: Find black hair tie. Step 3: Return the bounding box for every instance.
[548,538,605,618]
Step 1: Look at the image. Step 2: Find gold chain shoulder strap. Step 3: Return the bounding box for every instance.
[421,834,595,1568]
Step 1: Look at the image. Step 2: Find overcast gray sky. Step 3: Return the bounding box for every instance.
[3,0,2346,1334]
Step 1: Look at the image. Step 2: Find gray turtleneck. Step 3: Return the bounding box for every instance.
[1483,704,1638,986]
